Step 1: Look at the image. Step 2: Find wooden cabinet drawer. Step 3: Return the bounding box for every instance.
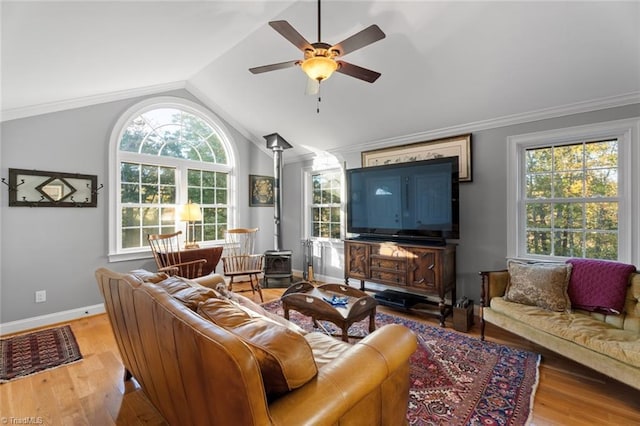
[371,270,406,285]
[370,255,405,271]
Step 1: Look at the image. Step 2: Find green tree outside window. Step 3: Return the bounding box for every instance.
[118,107,230,250]
[525,140,618,260]
[311,171,342,239]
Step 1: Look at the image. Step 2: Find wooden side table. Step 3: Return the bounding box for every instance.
[181,246,223,275]
[281,282,377,342]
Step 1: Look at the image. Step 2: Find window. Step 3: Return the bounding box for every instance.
[302,162,344,241]
[507,118,639,264]
[310,170,342,239]
[110,98,234,260]
[524,140,619,259]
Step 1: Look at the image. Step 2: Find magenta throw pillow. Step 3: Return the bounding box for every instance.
[566,258,636,315]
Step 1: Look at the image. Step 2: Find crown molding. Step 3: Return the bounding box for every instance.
[334,91,640,156]
[3,81,638,166]
[0,81,187,122]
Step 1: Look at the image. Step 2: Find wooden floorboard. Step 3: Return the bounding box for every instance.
[1,281,638,425]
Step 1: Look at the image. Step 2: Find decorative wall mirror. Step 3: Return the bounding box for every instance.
[5,168,101,207]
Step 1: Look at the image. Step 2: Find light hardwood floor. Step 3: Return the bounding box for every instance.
[1,282,639,425]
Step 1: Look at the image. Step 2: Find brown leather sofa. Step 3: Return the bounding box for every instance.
[95,268,417,425]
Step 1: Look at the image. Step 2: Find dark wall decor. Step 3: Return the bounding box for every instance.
[361,134,473,182]
[249,174,274,207]
[2,168,102,207]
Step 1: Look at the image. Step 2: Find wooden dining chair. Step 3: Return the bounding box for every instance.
[221,228,264,302]
[148,231,208,279]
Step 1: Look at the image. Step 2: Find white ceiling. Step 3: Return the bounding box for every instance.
[3,1,639,160]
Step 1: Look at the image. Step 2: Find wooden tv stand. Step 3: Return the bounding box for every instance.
[344,239,456,326]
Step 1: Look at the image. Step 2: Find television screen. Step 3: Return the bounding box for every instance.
[346,157,459,242]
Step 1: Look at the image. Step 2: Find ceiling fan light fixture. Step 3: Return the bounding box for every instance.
[301,56,338,81]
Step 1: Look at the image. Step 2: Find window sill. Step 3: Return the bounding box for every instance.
[109,241,224,263]
[308,238,344,248]
[507,256,568,264]
[108,251,152,263]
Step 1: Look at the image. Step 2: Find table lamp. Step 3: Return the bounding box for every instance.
[179,201,202,249]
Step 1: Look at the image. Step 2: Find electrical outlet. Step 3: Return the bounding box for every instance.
[35,290,46,303]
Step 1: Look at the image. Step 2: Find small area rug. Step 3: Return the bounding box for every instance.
[0,325,82,383]
[262,300,540,426]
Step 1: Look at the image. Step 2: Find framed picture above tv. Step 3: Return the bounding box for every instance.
[361,134,472,182]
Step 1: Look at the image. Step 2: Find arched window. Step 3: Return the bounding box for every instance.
[109,97,235,260]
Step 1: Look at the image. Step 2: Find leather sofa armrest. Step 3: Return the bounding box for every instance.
[191,273,226,289]
[268,323,417,425]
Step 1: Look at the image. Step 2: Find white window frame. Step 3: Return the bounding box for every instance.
[108,97,238,262]
[302,165,345,243]
[507,118,640,265]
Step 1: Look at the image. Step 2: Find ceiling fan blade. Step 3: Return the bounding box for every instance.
[330,25,386,57]
[305,78,319,96]
[336,61,381,83]
[269,20,313,52]
[249,60,299,74]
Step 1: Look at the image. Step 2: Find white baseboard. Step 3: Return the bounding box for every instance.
[0,304,106,336]
[0,273,349,336]
[314,273,345,285]
[291,268,344,285]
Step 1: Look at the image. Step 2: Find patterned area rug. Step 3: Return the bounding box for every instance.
[262,300,540,426]
[0,325,82,383]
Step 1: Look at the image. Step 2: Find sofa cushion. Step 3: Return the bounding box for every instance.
[153,275,192,293]
[567,258,636,315]
[153,276,220,310]
[490,297,640,367]
[171,286,219,310]
[128,269,170,284]
[197,298,317,395]
[504,261,572,312]
[215,287,306,334]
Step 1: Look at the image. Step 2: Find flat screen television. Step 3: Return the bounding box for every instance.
[346,156,459,243]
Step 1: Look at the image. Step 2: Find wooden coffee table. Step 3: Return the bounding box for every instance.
[281,282,377,342]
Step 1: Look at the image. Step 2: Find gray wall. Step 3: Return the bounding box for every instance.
[0,89,273,323]
[452,103,639,303]
[282,103,640,304]
[1,90,637,325]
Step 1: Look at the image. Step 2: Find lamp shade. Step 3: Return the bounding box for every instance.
[179,202,202,222]
[301,56,338,81]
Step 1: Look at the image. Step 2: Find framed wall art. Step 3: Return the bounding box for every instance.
[4,168,101,207]
[249,174,274,207]
[361,134,473,182]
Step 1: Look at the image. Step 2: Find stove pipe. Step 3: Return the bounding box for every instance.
[263,133,292,251]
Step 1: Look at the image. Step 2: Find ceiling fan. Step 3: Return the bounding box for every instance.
[249,0,386,92]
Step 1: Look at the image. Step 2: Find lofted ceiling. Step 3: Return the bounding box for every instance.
[2,1,639,161]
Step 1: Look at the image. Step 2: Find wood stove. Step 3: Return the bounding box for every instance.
[264,249,292,288]
[263,133,293,287]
